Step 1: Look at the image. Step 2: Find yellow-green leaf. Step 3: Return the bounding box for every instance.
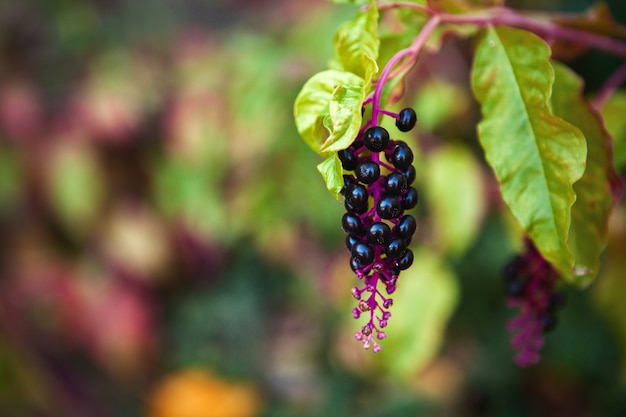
[294,70,365,154]
[550,62,617,286]
[471,26,587,279]
[331,1,379,81]
[317,153,344,200]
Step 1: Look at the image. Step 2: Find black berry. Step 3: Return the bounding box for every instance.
[345,184,369,208]
[345,234,360,251]
[395,249,414,270]
[401,187,419,210]
[352,242,374,266]
[363,126,390,152]
[384,172,408,196]
[396,108,417,132]
[384,238,407,259]
[504,275,527,297]
[350,256,361,272]
[338,148,358,170]
[367,222,391,246]
[376,195,402,219]
[395,215,417,239]
[401,165,416,185]
[345,199,368,214]
[391,142,414,170]
[503,255,525,279]
[355,161,381,184]
[547,292,567,312]
[541,312,558,332]
[342,212,364,235]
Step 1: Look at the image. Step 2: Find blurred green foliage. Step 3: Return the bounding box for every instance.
[0,1,625,417]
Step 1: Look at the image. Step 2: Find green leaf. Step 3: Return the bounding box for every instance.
[316,154,344,200]
[600,91,626,171]
[471,26,587,279]
[294,70,365,154]
[375,248,458,378]
[550,62,617,286]
[331,0,379,80]
[425,145,486,256]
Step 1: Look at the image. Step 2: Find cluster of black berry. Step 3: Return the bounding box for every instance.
[503,239,566,366]
[338,107,419,352]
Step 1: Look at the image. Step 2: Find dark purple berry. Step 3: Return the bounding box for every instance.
[401,187,419,210]
[396,108,417,132]
[547,292,567,312]
[345,234,360,251]
[355,161,381,184]
[352,242,374,266]
[363,126,390,152]
[376,195,402,219]
[366,222,391,246]
[391,143,414,170]
[338,148,358,171]
[345,184,368,208]
[503,255,525,279]
[384,238,407,259]
[395,248,414,270]
[386,266,400,279]
[504,275,527,297]
[541,312,557,332]
[341,175,358,196]
[350,256,361,272]
[401,165,416,185]
[345,199,368,214]
[395,215,417,239]
[342,212,364,235]
[384,172,408,196]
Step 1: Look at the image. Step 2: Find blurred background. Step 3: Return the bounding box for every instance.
[1,0,626,416]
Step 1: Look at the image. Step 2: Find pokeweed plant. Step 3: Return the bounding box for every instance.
[294,0,623,366]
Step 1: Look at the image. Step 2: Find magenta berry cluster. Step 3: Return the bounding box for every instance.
[503,239,566,366]
[339,107,419,352]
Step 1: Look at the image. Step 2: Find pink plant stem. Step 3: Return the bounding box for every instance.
[371,15,441,124]
[439,9,626,58]
[593,61,626,110]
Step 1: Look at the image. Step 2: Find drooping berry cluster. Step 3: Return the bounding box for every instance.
[503,238,566,366]
[339,107,419,352]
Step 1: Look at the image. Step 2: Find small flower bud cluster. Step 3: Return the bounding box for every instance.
[503,238,566,366]
[339,107,419,352]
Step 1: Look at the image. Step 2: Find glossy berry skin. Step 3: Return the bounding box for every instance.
[391,143,414,170]
[396,108,417,132]
[345,184,369,208]
[401,166,416,185]
[345,199,368,214]
[384,172,408,196]
[395,248,414,270]
[402,187,419,210]
[355,161,381,184]
[395,215,417,239]
[376,195,402,219]
[345,234,360,251]
[342,212,364,235]
[367,222,391,246]
[384,238,407,259]
[350,256,361,272]
[351,242,374,266]
[338,148,358,171]
[363,126,390,152]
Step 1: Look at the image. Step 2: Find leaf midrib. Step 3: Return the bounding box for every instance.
[493,28,563,240]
